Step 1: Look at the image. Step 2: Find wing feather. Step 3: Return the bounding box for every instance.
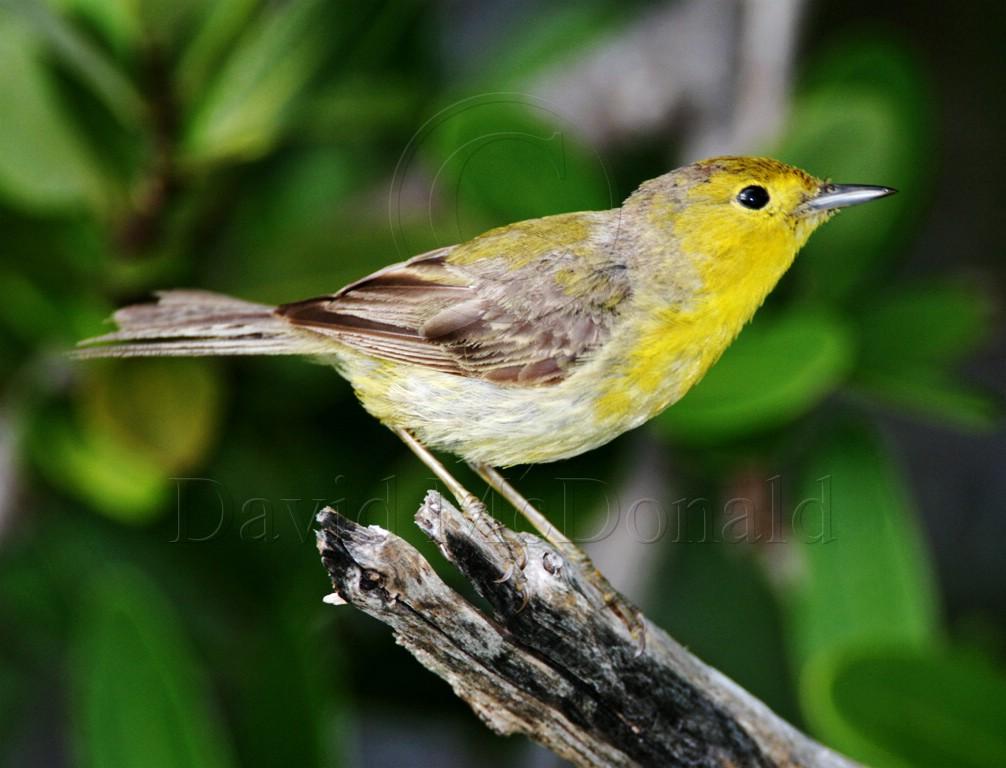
[276,222,630,386]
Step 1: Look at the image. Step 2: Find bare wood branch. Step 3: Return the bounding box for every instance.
[315,491,860,768]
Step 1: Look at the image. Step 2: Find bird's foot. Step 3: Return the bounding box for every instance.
[459,493,530,611]
[601,588,646,654]
[563,547,646,653]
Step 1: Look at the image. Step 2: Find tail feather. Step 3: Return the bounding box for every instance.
[74,290,323,359]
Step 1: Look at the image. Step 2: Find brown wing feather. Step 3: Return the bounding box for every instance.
[276,241,630,386]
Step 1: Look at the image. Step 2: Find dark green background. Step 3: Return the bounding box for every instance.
[0,1,1003,766]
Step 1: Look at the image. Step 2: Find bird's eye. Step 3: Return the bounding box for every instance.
[737,185,770,210]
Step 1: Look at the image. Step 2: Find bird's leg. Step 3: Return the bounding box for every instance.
[470,463,645,648]
[390,428,528,586]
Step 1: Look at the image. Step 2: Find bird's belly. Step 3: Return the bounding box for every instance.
[330,351,660,467]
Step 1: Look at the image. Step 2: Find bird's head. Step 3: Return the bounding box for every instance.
[628,156,896,290]
[683,155,893,257]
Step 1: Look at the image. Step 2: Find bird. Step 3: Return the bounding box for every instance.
[76,156,895,629]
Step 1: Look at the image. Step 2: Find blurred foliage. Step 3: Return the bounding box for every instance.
[804,648,1006,768]
[72,566,237,768]
[656,308,855,442]
[787,424,939,668]
[423,97,614,239]
[0,1,1002,766]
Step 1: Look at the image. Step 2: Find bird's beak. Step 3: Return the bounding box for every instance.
[806,183,897,211]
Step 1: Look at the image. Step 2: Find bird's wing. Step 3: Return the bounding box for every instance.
[276,217,631,386]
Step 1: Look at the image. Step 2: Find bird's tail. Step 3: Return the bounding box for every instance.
[74,290,319,358]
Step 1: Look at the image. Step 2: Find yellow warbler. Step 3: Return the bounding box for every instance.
[78,156,893,465]
[76,155,893,598]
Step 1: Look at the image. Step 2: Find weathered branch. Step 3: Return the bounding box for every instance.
[315,492,859,768]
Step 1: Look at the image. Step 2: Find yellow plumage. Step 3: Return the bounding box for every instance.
[77,156,894,468]
[330,158,841,465]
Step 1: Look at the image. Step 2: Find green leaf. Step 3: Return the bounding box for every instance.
[657,309,854,442]
[856,282,994,370]
[211,145,376,300]
[298,76,421,141]
[13,0,143,126]
[420,96,615,243]
[72,566,236,768]
[80,359,223,474]
[175,0,257,104]
[777,39,932,300]
[803,649,1006,768]
[785,424,939,674]
[226,593,342,768]
[0,14,107,210]
[0,267,108,345]
[46,0,141,56]
[182,0,330,165]
[855,370,1002,432]
[850,281,1001,429]
[133,0,205,50]
[28,409,167,523]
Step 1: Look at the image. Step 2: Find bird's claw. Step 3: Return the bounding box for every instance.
[602,590,647,654]
[500,543,531,611]
[493,562,515,584]
[564,548,646,653]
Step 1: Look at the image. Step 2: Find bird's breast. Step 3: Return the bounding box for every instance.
[590,280,770,427]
